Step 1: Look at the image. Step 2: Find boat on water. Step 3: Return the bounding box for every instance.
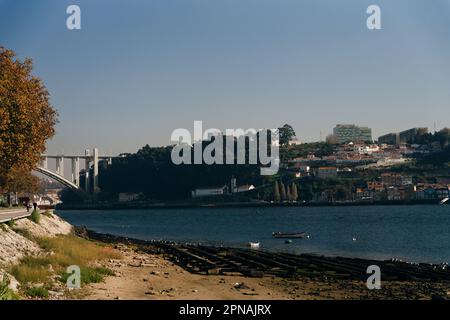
[440,197,449,205]
[272,232,309,239]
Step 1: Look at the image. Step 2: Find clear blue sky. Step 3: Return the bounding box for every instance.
[1,0,450,155]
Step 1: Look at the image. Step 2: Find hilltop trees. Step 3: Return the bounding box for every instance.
[278,124,296,146]
[0,47,57,192]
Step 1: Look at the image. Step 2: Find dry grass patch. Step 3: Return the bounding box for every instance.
[10,234,122,294]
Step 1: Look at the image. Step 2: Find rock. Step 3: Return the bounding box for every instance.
[5,273,20,292]
[128,262,142,268]
[192,289,198,293]
[234,282,250,290]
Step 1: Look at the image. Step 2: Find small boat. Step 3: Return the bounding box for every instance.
[272,232,308,239]
[440,197,449,205]
[247,242,260,249]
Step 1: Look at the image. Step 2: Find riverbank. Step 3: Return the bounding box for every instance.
[76,228,450,300]
[0,211,121,300]
[57,199,442,210]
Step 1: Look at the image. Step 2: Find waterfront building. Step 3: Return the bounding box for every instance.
[236,184,255,193]
[415,184,450,200]
[333,124,372,144]
[118,192,142,202]
[191,185,229,198]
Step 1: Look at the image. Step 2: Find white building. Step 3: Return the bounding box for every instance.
[192,185,229,198]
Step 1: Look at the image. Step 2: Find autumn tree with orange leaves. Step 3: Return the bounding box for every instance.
[0,47,58,193]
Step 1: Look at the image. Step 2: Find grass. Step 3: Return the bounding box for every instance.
[10,234,121,295]
[41,211,53,218]
[25,286,49,299]
[12,227,35,241]
[60,266,115,285]
[6,219,15,228]
[0,275,20,300]
[29,210,40,224]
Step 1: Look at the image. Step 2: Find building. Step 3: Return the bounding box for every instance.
[381,173,412,187]
[399,128,428,144]
[354,144,380,154]
[236,184,255,193]
[118,193,142,202]
[378,133,399,145]
[415,184,450,200]
[367,181,384,192]
[192,185,229,198]
[333,124,372,144]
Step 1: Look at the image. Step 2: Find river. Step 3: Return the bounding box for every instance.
[58,204,450,264]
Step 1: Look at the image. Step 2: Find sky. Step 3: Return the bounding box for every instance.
[1,0,450,156]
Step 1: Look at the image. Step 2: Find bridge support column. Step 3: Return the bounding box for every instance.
[85,149,90,193]
[41,157,48,169]
[93,148,99,194]
[72,157,80,186]
[56,156,64,177]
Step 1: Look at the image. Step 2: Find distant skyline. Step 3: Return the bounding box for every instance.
[1,0,450,155]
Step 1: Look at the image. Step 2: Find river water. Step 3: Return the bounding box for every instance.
[58,205,450,264]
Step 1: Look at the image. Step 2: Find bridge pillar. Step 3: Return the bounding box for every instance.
[93,147,99,194]
[56,156,64,177]
[85,149,90,193]
[72,157,80,186]
[41,157,48,169]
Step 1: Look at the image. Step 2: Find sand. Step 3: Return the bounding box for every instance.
[80,245,450,300]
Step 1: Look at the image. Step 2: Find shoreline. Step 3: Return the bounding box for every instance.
[78,227,450,276]
[57,199,443,210]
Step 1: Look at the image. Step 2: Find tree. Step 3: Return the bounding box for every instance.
[286,184,292,201]
[279,182,287,201]
[5,167,41,195]
[278,124,296,146]
[273,181,280,202]
[0,47,57,189]
[291,182,298,201]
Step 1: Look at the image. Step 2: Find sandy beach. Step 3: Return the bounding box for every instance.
[79,244,450,300]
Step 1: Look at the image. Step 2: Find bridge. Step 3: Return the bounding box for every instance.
[37,148,116,196]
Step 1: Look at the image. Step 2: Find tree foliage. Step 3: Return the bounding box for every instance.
[278,124,296,146]
[0,47,57,190]
[99,143,268,201]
